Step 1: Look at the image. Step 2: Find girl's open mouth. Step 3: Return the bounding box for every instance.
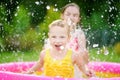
[55,45,64,50]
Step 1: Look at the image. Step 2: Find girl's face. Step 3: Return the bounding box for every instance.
[61,6,80,26]
[49,26,69,51]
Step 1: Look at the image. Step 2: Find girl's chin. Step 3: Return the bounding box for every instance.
[55,47,61,51]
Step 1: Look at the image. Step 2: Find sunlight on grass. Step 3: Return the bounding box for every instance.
[0,51,39,63]
[0,47,120,63]
[89,47,120,63]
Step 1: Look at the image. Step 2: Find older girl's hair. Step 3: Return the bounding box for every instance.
[61,3,80,14]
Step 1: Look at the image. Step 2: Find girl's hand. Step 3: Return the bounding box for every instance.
[84,67,95,77]
[86,70,94,77]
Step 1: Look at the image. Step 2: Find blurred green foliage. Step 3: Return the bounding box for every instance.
[114,42,120,55]
[38,6,60,35]
[0,0,120,52]
[12,5,30,34]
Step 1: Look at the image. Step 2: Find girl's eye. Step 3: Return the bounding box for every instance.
[65,13,70,16]
[51,36,56,38]
[73,14,79,17]
[60,36,65,38]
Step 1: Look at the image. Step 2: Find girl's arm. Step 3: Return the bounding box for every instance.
[26,50,45,74]
[73,53,86,73]
[73,53,93,77]
[76,29,89,64]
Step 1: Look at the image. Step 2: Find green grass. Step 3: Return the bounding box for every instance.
[0,47,120,63]
[0,51,40,63]
[89,47,120,63]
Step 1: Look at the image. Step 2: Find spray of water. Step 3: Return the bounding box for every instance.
[60,46,64,50]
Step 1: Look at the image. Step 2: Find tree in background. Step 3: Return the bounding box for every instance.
[0,0,120,52]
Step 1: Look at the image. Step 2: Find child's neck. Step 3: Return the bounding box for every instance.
[50,48,67,60]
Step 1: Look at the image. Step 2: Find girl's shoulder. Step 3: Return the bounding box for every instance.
[39,49,48,58]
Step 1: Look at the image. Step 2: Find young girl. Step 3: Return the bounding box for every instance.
[61,2,88,64]
[60,3,93,77]
[26,20,91,78]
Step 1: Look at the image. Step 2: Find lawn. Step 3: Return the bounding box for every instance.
[0,47,120,63]
[0,51,40,63]
[89,47,120,63]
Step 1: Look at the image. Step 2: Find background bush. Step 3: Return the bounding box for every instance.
[0,0,120,52]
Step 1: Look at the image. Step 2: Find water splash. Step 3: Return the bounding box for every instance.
[60,46,64,50]
[35,1,39,5]
[103,48,109,55]
[93,44,99,48]
[67,18,72,26]
[46,5,50,10]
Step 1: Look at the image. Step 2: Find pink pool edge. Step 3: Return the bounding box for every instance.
[0,62,120,80]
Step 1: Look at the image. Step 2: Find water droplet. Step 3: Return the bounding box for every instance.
[104,49,109,55]
[101,15,104,18]
[53,8,58,12]
[35,1,39,5]
[14,13,18,16]
[93,44,99,48]
[60,46,64,50]
[46,5,50,10]
[67,18,72,26]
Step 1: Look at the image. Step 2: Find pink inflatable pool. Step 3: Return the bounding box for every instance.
[0,62,120,80]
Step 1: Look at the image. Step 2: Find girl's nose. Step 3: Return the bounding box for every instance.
[69,14,74,19]
[55,38,62,43]
[56,39,60,43]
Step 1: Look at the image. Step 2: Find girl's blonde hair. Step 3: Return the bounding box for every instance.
[48,19,70,36]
